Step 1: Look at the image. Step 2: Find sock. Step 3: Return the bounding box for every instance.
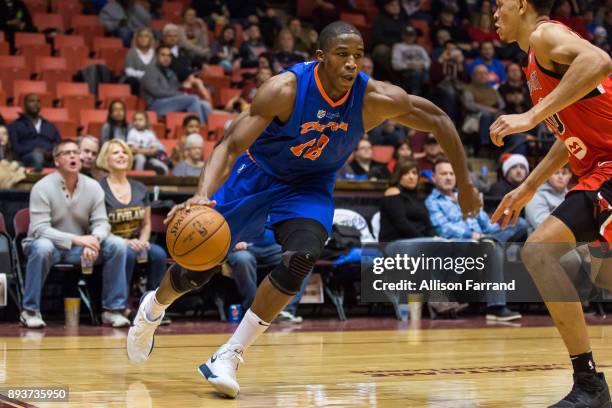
[227,309,270,350]
[570,351,597,374]
[145,290,169,321]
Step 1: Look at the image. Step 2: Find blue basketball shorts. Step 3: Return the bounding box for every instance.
[211,153,335,246]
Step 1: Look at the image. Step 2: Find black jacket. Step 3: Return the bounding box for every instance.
[8,114,61,161]
[379,187,435,242]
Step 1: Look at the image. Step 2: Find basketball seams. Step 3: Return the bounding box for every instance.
[179,221,231,269]
[170,206,217,254]
[174,218,228,257]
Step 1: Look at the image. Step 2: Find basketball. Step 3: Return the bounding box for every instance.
[166,205,231,271]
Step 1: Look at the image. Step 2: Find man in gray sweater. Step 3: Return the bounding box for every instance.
[140,45,212,123]
[21,140,130,328]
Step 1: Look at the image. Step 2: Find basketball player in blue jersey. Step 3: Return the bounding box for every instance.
[127,21,481,398]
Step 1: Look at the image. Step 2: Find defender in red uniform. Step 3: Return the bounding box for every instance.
[491,0,612,406]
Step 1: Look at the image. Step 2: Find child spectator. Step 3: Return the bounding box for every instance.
[127,111,169,175]
[101,100,130,144]
[173,133,205,177]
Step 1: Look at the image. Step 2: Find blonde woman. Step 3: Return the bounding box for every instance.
[124,27,156,94]
[96,140,167,300]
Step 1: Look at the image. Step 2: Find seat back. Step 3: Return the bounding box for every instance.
[13,208,30,237]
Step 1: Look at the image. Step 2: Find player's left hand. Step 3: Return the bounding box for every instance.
[489,111,537,147]
[491,185,536,229]
[164,195,217,224]
[457,182,482,220]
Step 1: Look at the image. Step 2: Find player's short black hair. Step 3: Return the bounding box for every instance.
[318,21,362,51]
[528,0,554,15]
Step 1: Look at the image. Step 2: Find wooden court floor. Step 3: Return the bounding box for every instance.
[2,324,612,407]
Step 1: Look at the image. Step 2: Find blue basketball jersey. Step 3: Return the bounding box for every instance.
[247,61,369,181]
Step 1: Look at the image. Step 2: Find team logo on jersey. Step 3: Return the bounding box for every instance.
[300,121,348,134]
[565,136,588,160]
[527,72,542,95]
[317,110,326,119]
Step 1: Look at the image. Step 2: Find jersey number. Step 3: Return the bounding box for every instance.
[290,135,330,161]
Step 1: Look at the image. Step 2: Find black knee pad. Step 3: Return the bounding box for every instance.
[268,218,327,295]
[169,263,221,293]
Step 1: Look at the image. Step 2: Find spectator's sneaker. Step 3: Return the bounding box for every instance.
[486,307,522,322]
[19,310,46,329]
[102,311,131,328]
[549,372,611,407]
[198,343,244,398]
[127,291,163,364]
[274,310,303,324]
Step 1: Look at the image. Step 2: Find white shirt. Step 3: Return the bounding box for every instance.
[127,128,157,149]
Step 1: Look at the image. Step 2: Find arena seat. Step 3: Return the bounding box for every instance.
[98,84,136,109]
[161,139,177,154]
[0,88,5,106]
[0,67,31,99]
[35,57,68,75]
[372,145,394,163]
[203,140,216,160]
[55,121,79,139]
[54,35,86,50]
[165,112,191,139]
[71,15,106,49]
[58,45,91,73]
[22,0,47,14]
[33,13,66,33]
[13,80,53,107]
[79,109,108,135]
[0,107,22,123]
[51,0,82,28]
[339,13,368,26]
[14,33,46,48]
[41,108,70,122]
[161,1,185,23]
[0,42,9,56]
[207,112,237,140]
[18,43,52,71]
[150,19,172,32]
[215,88,241,109]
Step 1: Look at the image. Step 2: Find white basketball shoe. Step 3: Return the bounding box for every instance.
[127,291,163,363]
[198,343,244,398]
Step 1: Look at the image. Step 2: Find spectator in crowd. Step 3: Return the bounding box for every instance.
[193,0,226,22]
[227,229,305,323]
[288,17,317,57]
[391,26,431,96]
[273,29,306,70]
[77,136,102,179]
[468,13,501,48]
[426,158,527,243]
[127,111,169,175]
[461,64,505,153]
[210,25,240,73]
[170,114,202,164]
[525,165,572,230]
[498,63,530,111]
[173,133,205,177]
[239,24,268,68]
[425,159,523,321]
[593,26,610,53]
[369,120,407,146]
[431,7,472,53]
[99,0,152,47]
[178,7,211,63]
[488,154,529,204]
[551,0,589,39]
[0,125,13,162]
[386,138,415,173]
[582,7,599,37]
[0,0,34,52]
[380,159,435,241]
[429,40,467,125]
[21,140,129,328]
[339,139,392,180]
[225,67,273,113]
[123,27,156,95]
[8,94,61,172]
[361,56,374,77]
[140,45,212,123]
[97,139,167,303]
[371,0,408,80]
[311,0,354,31]
[101,100,130,144]
[161,23,197,82]
[417,134,444,172]
[467,41,507,88]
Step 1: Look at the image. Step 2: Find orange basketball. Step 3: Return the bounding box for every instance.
[166,205,231,271]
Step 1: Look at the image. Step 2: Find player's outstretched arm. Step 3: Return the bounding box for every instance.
[491,138,568,228]
[490,23,612,145]
[364,81,481,219]
[164,73,296,222]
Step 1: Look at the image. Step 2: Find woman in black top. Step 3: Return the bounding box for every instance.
[379,158,436,242]
[97,139,167,294]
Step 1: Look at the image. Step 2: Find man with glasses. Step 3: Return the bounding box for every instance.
[20,140,130,328]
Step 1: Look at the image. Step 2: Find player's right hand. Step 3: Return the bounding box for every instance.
[491,185,536,229]
[164,195,217,224]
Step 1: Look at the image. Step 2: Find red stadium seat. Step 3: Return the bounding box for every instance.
[41,108,70,122]
[61,94,96,122]
[203,140,216,160]
[54,121,79,139]
[411,19,432,52]
[14,32,46,48]
[18,43,52,71]
[207,112,237,139]
[0,67,30,99]
[93,37,123,54]
[0,56,26,69]
[41,70,74,96]
[372,145,394,163]
[202,64,225,78]
[0,42,9,55]
[0,107,22,123]
[0,89,5,106]
[161,139,177,155]
[33,13,66,33]
[340,13,367,26]
[165,112,191,139]
[296,0,316,18]
[150,19,172,32]
[22,0,46,14]
[98,47,128,76]
[75,58,107,71]
[54,35,86,50]
[98,83,136,109]
[79,109,108,134]
[162,2,185,23]
[56,82,90,98]
[215,88,241,109]
[13,80,53,107]
[202,76,231,93]
[51,0,82,29]
[71,15,105,48]
[35,56,68,74]
[58,45,91,72]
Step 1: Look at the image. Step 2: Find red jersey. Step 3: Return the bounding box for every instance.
[523,24,612,191]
